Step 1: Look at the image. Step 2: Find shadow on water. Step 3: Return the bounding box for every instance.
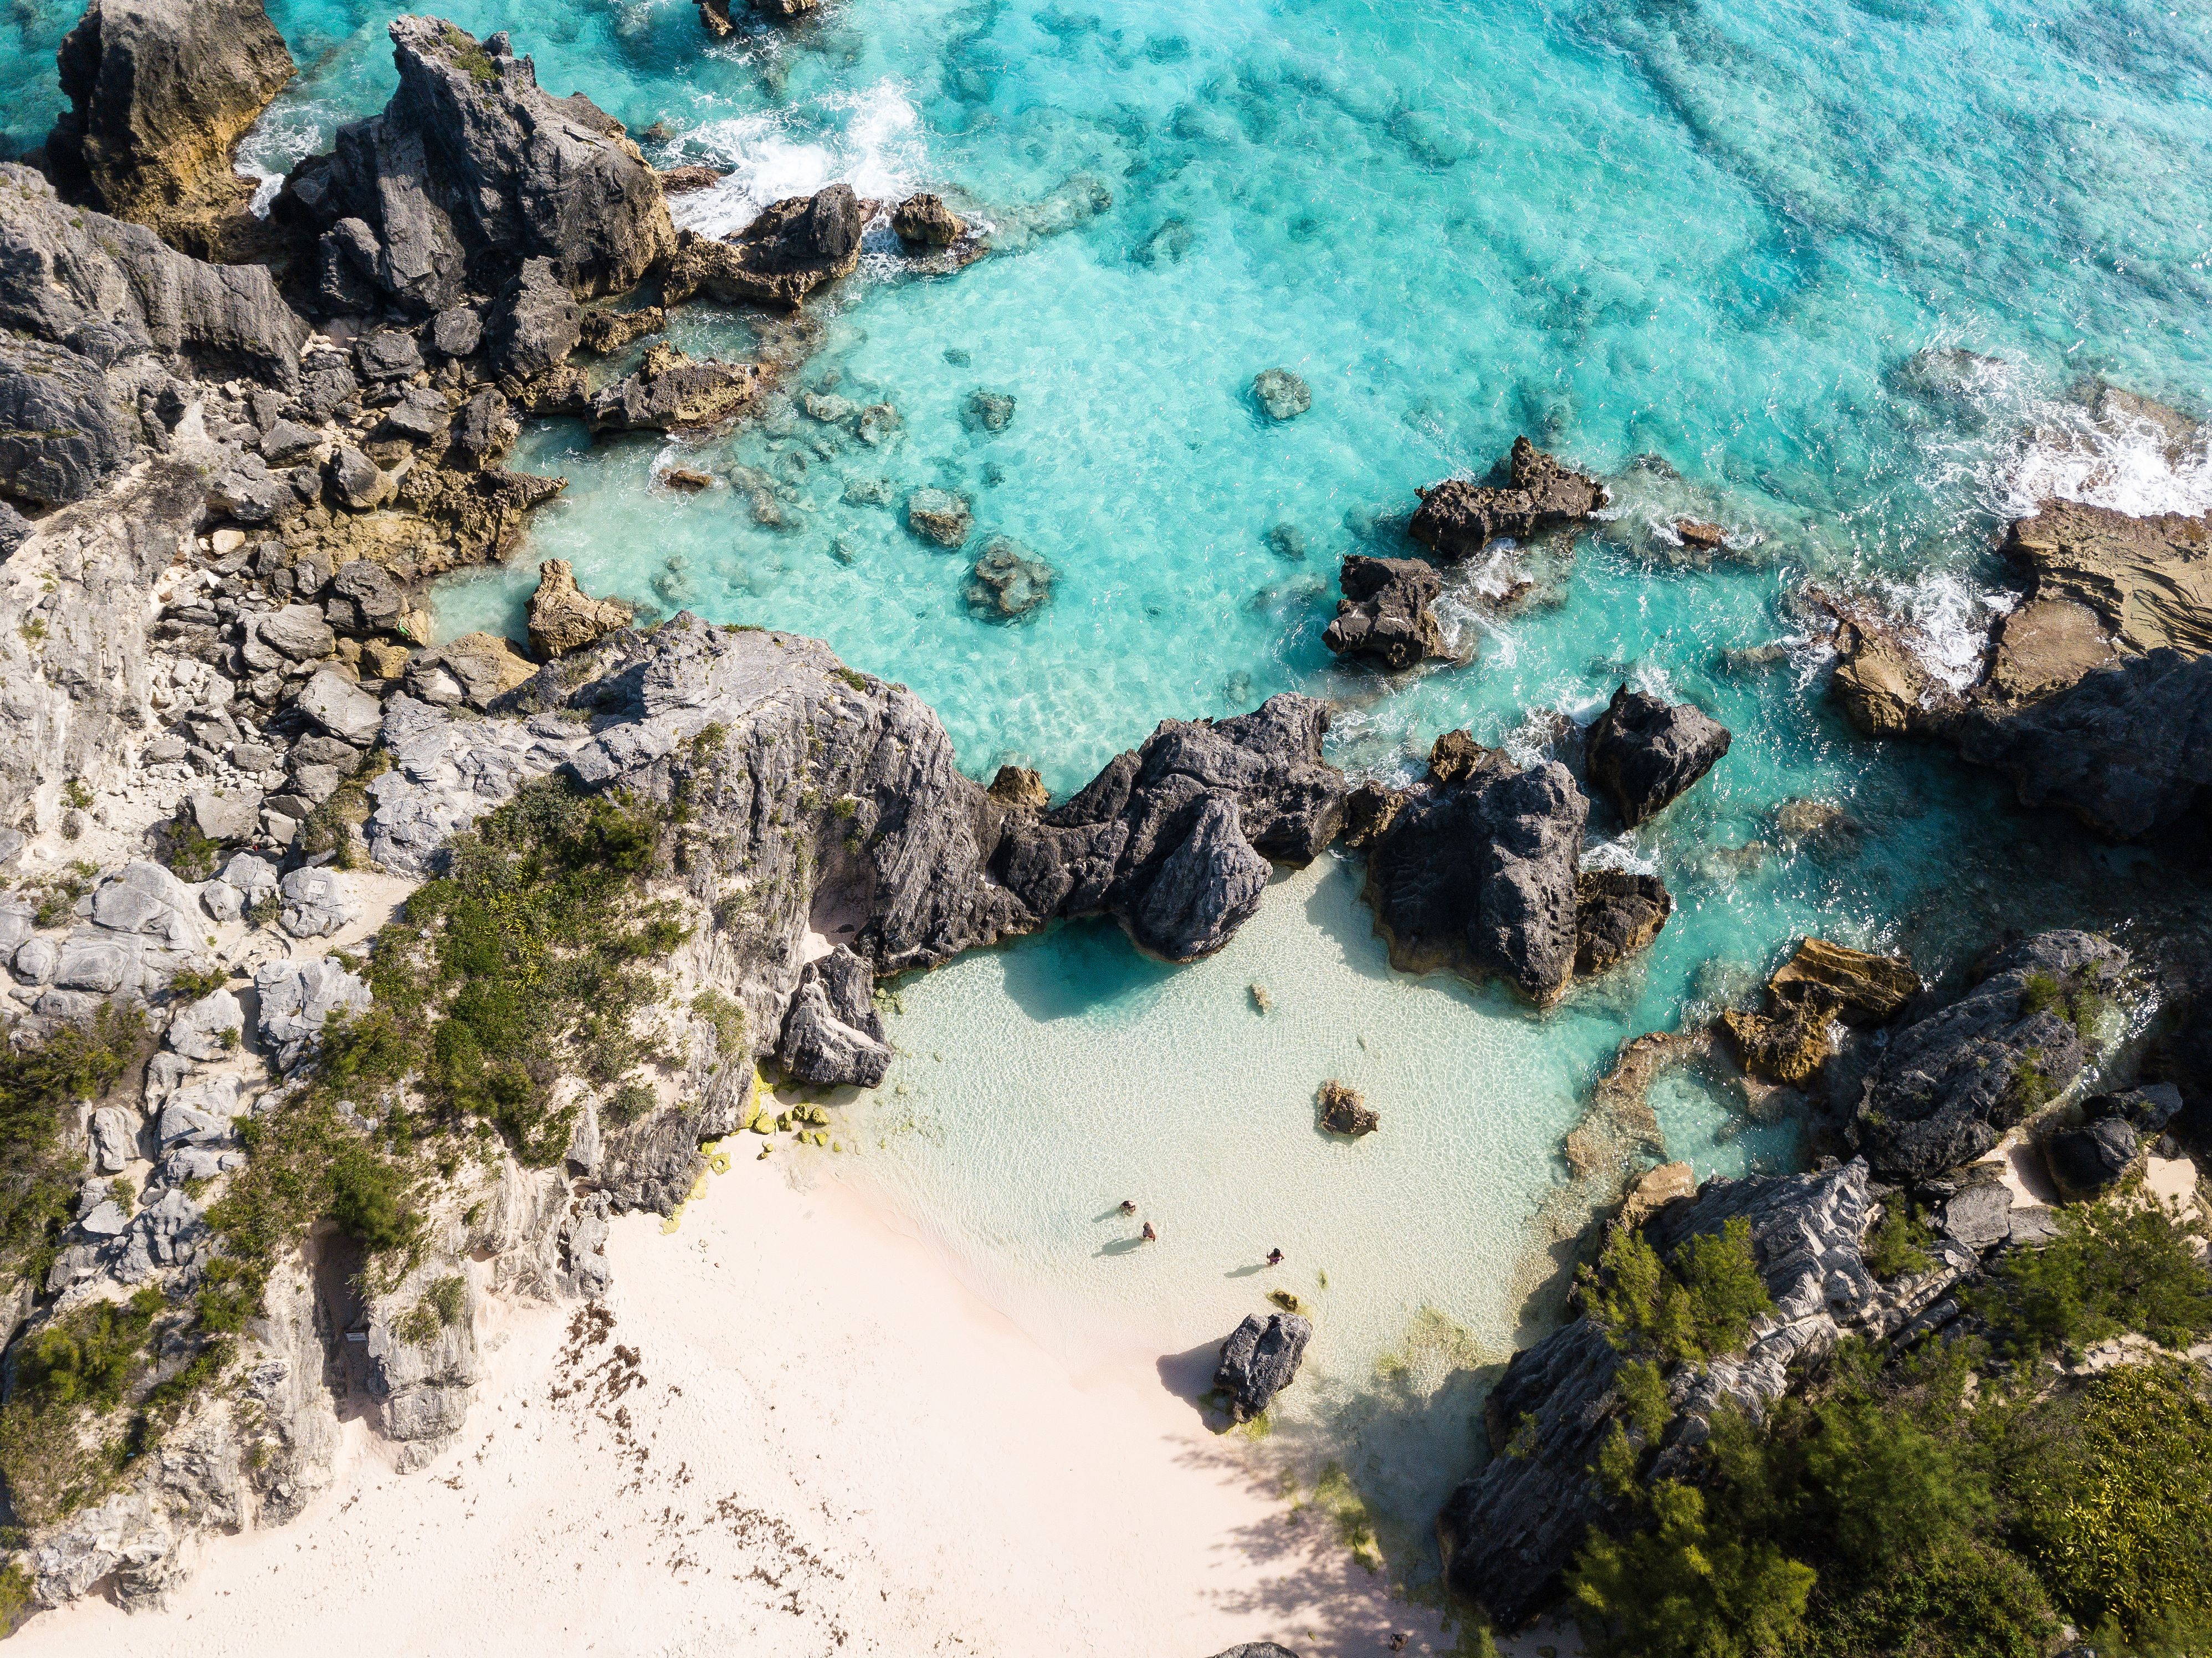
[997,915,1177,1024]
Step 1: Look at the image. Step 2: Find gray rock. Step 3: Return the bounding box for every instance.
[585,342,758,433]
[76,1200,129,1240]
[291,355,358,422]
[277,19,673,315]
[2042,1084,2182,1199]
[905,488,972,546]
[198,880,242,923]
[0,332,131,507]
[294,668,385,745]
[291,763,342,806]
[661,185,863,310]
[375,385,450,447]
[156,1100,234,1149]
[1362,743,1588,1004]
[230,741,280,774]
[964,389,1016,432]
[1933,1178,2013,1253]
[55,935,134,992]
[1585,685,1733,827]
[190,785,263,842]
[776,947,892,1087]
[1851,930,2128,1183]
[1411,436,1606,562]
[207,455,311,527]
[259,604,336,662]
[259,421,322,465]
[352,329,423,383]
[1251,368,1310,421]
[159,1146,243,1183]
[87,1106,138,1173]
[431,305,483,358]
[115,1186,205,1278]
[325,556,404,634]
[1213,1312,1311,1421]
[488,255,582,385]
[219,852,279,896]
[323,444,392,511]
[891,193,965,247]
[448,389,517,472]
[1322,555,1443,671]
[0,500,29,556]
[166,989,243,1060]
[12,935,58,985]
[278,867,356,938]
[255,956,370,1068]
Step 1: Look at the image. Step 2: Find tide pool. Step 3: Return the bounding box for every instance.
[9,0,2212,1587]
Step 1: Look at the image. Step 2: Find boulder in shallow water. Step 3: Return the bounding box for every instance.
[661,185,864,310]
[1573,868,1671,976]
[1317,1079,1378,1137]
[1720,937,1919,1086]
[777,946,892,1088]
[1251,367,1310,421]
[528,560,632,661]
[893,193,965,247]
[963,537,1055,620]
[586,342,760,433]
[1410,436,1605,562]
[1212,1311,1310,1422]
[1585,685,1732,826]
[907,488,973,547]
[1321,554,1443,671]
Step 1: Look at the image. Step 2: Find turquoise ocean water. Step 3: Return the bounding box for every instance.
[10,0,2212,1588]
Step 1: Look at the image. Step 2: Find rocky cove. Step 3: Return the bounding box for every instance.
[2,0,2212,1652]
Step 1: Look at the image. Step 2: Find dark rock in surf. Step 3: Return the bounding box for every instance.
[661,185,864,310]
[1584,685,1732,826]
[1212,1311,1310,1422]
[1573,868,1671,976]
[893,193,966,247]
[1321,555,1443,671]
[1410,437,1605,562]
[777,946,892,1088]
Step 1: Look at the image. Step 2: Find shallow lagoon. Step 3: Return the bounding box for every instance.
[8,0,2212,1584]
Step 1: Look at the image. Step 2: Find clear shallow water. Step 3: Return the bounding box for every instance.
[12,0,2212,1587]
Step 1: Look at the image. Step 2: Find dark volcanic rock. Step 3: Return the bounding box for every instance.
[1585,685,1732,826]
[892,192,964,247]
[47,0,295,258]
[2042,1084,2181,1199]
[1851,930,2127,1183]
[488,256,582,387]
[777,946,892,1088]
[1438,1160,1904,1628]
[1360,742,1587,1003]
[1212,1312,1310,1422]
[1321,554,1443,671]
[1317,1079,1378,1137]
[661,185,864,310]
[276,18,674,315]
[1573,867,1671,976]
[1410,437,1605,562]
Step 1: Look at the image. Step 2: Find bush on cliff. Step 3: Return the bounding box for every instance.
[1584,1214,1774,1364]
[0,1004,147,1286]
[1971,1198,2212,1359]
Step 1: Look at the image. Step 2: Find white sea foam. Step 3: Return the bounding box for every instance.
[1997,397,2212,520]
[236,100,336,217]
[671,80,926,238]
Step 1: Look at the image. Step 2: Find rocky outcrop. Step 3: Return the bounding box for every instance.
[1572,868,1671,976]
[1213,1311,1310,1422]
[276,18,674,316]
[1317,1079,1378,1136]
[2001,498,2212,659]
[1360,740,1586,1003]
[1850,930,2126,1183]
[1251,369,1309,421]
[777,946,892,1087]
[585,342,761,432]
[1721,937,1920,1086]
[1409,437,1606,562]
[46,0,295,259]
[1436,1158,1971,1628]
[892,193,964,247]
[2042,1084,2181,1199]
[1584,685,1731,826]
[1321,555,1443,671]
[660,185,864,310]
[525,559,632,660]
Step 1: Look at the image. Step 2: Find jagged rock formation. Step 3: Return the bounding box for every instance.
[1213,1311,1310,1422]
[777,946,893,1087]
[2042,1084,2181,1199]
[892,193,964,247]
[1410,437,1606,562]
[1850,930,2127,1182]
[586,342,761,433]
[661,185,864,310]
[1322,554,1444,670]
[1436,1159,1975,1628]
[1359,739,1588,1003]
[1573,868,1671,976]
[525,559,632,659]
[1721,937,1919,1086]
[46,0,295,258]
[1584,685,1732,826]
[275,18,674,316]
[1317,1079,1378,1136]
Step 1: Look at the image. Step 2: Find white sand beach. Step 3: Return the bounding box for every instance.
[16,1153,1451,1658]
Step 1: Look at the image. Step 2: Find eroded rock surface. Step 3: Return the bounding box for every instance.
[1585,685,1732,826]
[1410,437,1606,562]
[1321,555,1443,671]
[662,185,863,310]
[526,559,633,659]
[1212,1311,1310,1422]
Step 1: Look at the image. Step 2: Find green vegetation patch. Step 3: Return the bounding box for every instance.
[1584,1214,1774,1366]
[0,1003,146,1288]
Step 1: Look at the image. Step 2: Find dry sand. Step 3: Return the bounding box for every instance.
[17,1152,1453,1658]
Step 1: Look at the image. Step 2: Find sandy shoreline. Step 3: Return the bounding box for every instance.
[17,1150,1452,1657]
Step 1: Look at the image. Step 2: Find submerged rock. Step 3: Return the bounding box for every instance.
[1850,930,2127,1183]
[1584,685,1732,826]
[1321,554,1444,671]
[906,488,974,546]
[777,946,892,1088]
[1410,437,1605,562]
[527,559,633,660]
[1251,368,1310,421]
[275,18,673,315]
[1317,1079,1378,1137]
[963,538,1055,620]
[662,185,864,310]
[1212,1311,1310,1422]
[1361,741,1587,1004]
[47,0,295,258]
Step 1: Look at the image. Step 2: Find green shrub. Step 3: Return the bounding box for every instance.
[1585,1215,1774,1365]
[603,1081,656,1129]
[165,966,228,1002]
[1568,1479,1816,1657]
[1972,1198,2212,1359]
[14,1290,161,1414]
[327,1146,413,1252]
[1863,1202,1933,1281]
[0,1004,146,1283]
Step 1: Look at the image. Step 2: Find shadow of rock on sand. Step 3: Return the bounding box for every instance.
[1156,1339,1225,1410]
